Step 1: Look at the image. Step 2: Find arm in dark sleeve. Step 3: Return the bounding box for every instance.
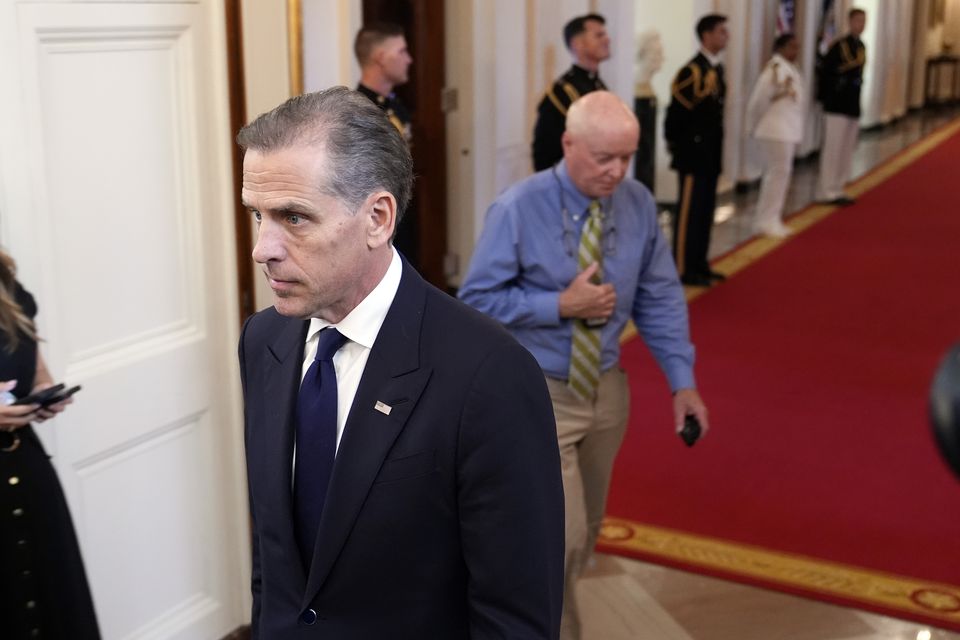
[238,315,262,637]
[817,42,841,102]
[457,341,564,639]
[822,41,842,74]
[532,88,570,171]
[664,66,696,151]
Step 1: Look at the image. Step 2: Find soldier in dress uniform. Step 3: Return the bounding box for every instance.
[531,13,610,171]
[354,22,413,146]
[665,14,729,287]
[354,23,417,263]
[816,8,867,206]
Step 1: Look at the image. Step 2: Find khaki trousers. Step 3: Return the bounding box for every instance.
[546,369,630,640]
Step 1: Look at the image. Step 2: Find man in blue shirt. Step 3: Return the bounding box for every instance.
[459,91,709,640]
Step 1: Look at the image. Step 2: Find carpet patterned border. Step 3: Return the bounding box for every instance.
[610,117,960,627]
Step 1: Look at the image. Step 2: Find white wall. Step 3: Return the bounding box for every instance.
[718,0,768,188]
[911,0,960,108]
[241,0,291,119]
[241,0,361,308]
[859,0,915,127]
[635,0,712,201]
[947,0,960,50]
[302,0,362,92]
[797,0,824,156]
[240,0,291,311]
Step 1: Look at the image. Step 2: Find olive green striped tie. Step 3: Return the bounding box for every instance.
[568,200,604,403]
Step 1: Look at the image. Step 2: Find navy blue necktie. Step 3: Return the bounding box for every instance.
[294,327,348,567]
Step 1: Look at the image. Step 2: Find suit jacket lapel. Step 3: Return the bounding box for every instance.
[302,262,432,608]
[261,316,310,588]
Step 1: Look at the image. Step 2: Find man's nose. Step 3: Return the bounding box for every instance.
[609,158,629,179]
[251,221,284,264]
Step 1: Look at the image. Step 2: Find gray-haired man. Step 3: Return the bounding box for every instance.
[238,86,564,639]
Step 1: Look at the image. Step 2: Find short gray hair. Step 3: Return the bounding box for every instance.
[236,86,413,225]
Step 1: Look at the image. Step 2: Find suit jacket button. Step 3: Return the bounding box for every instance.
[300,608,318,625]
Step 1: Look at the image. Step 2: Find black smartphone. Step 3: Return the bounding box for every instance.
[41,385,82,406]
[13,384,65,406]
[679,414,702,447]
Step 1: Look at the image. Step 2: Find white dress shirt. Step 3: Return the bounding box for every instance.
[299,248,402,453]
[700,48,723,68]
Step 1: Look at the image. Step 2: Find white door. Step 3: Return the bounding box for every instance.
[0,1,250,638]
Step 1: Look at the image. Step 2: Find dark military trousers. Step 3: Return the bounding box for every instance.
[673,171,719,277]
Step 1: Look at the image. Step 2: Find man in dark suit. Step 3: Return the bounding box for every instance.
[531,13,610,171]
[236,86,564,639]
[816,8,867,206]
[664,13,729,287]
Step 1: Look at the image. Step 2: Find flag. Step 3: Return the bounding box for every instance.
[777,0,795,34]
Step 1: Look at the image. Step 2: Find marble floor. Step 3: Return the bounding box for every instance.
[579,554,960,640]
[704,106,960,259]
[583,105,960,640]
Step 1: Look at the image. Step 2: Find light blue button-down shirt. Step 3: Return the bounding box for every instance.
[459,161,696,391]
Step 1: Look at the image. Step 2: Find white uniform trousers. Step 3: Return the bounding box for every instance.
[755,139,796,236]
[817,113,860,201]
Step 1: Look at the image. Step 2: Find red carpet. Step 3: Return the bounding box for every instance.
[599,121,960,630]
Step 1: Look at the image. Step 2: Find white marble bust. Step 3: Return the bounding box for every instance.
[635,30,664,98]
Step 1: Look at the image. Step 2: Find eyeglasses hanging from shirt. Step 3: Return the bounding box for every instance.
[552,165,618,258]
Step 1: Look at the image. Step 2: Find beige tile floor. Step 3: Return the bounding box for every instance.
[588,106,960,640]
[579,554,960,640]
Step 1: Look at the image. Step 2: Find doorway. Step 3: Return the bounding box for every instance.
[362,0,449,287]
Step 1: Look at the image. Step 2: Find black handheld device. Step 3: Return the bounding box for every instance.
[13,384,65,406]
[679,414,702,447]
[42,385,82,406]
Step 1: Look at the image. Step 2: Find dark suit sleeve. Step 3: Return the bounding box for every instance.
[664,65,695,151]
[238,314,262,638]
[457,340,564,639]
[532,87,570,171]
[818,42,840,102]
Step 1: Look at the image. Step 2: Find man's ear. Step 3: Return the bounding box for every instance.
[366,191,397,249]
[372,45,387,68]
[569,34,584,58]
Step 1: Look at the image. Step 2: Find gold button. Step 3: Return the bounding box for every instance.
[8,476,19,485]
[13,508,24,516]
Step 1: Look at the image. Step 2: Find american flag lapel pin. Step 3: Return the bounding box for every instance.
[374,400,392,416]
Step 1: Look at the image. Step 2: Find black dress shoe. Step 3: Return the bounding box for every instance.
[829,196,856,206]
[706,269,727,282]
[681,273,712,287]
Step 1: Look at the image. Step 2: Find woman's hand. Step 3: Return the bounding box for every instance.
[28,380,73,423]
[0,379,39,431]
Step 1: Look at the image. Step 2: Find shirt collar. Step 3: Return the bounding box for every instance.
[554,160,612,218]
[771,53,790,69]
[306,247,402,350]
[571,64,599,81]
[357,83,393,103]
[700,48,722,67]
